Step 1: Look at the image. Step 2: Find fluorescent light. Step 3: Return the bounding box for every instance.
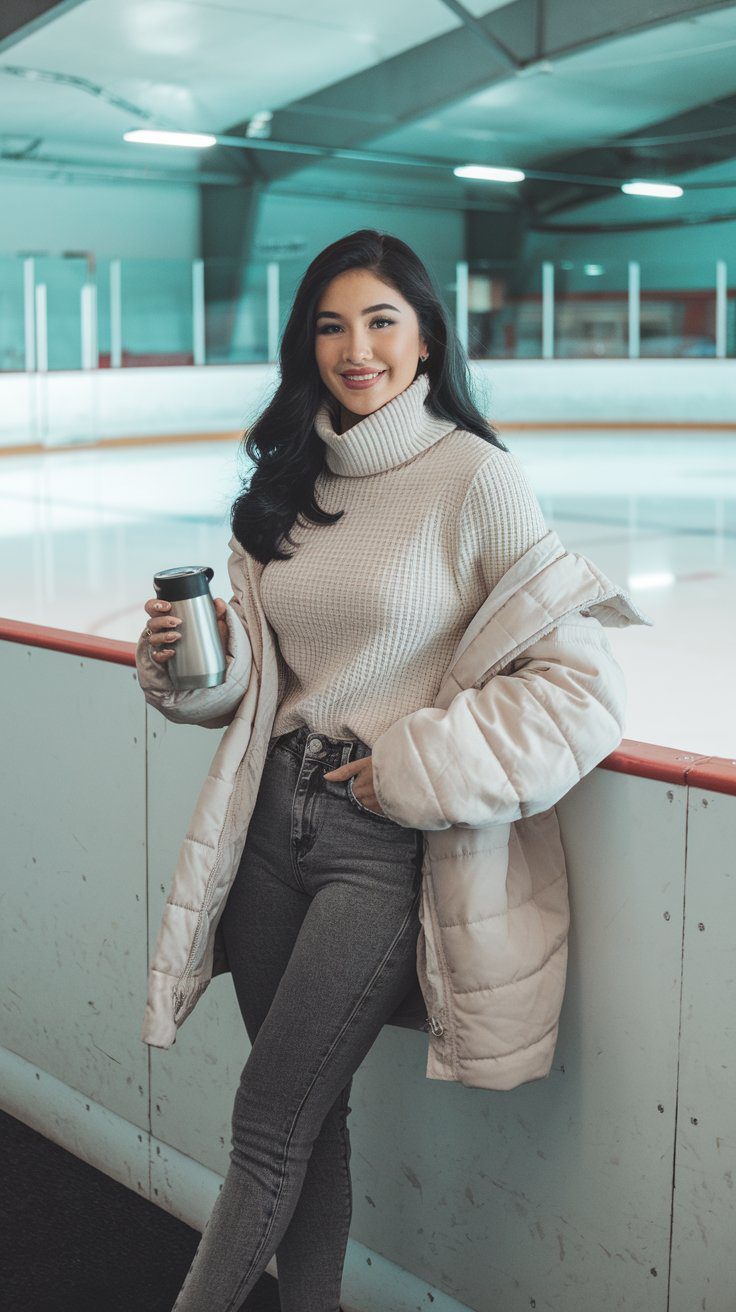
[124,130,217,149]
[621,180,683,198]
[454,164,525,183]
[583,264,604,276]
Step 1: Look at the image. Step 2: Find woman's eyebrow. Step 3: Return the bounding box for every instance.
[315,303,401,319]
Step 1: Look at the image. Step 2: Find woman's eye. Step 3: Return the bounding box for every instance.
[316,318,395,335]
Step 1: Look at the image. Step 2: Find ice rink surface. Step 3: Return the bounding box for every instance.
[1,429,734,759]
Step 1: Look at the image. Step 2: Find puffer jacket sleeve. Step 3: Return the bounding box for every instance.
[134,534,254,729]
[370,612,627,831]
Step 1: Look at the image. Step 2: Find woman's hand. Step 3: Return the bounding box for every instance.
[142,596,228,663]
[323,756,386,816]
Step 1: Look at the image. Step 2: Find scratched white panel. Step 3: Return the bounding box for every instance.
[669,787,736,1312]
[4,359,736,449]
[7,637,732,1309]
[145,711,250,1186]
[347,768,685,1311]
[0,373,35,444]
[0,642,148,1129]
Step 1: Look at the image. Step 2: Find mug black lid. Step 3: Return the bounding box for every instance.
[153,565,214,601]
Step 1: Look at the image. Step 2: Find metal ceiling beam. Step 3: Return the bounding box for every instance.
[0,153,242,186]
[436,0,519,70]
[533,206,736,234]
[0,0,87,54]
[214,0,736,190]
[0,125,661,193]
[526,90,736,219]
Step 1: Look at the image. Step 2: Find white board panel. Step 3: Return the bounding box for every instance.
[669,787,736,1312]
[145,709,250,1181]
[1,643,148,1129]
[346,769,685,1311]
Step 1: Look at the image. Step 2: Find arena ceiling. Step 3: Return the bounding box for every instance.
[2,0,736,232]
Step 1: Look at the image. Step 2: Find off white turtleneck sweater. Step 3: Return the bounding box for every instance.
[261,373,547,748]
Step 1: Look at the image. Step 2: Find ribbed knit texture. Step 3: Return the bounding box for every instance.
[262,374,548,748]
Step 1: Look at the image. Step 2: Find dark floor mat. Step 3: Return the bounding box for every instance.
[0,1108,281,1311]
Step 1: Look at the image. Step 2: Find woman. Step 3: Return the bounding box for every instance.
[137,229,647,1310]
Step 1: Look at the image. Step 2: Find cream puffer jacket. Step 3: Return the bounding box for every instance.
[135,528,651,1091]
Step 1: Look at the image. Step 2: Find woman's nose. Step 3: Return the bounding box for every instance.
[343,335,371,362]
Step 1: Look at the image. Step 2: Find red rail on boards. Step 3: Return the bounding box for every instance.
[1,616,734,796]
[0,616,137,667]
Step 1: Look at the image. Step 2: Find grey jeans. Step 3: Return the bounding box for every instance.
[171,724,423,1312]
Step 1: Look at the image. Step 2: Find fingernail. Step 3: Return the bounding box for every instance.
[156,603,167,610]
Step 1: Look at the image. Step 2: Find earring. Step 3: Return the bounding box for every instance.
[420,353,429,363]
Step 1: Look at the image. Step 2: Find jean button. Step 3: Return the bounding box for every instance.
[307,736,324,754]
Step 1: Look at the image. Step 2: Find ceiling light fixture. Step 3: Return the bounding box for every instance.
[621,180,683,198]
[123,130,216,148]
[246,111,273,139]
[454,164,525,183]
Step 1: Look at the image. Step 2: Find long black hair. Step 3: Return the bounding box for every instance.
[230,228,508,564]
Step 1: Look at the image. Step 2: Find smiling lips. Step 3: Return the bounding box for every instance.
[339,369,386,389]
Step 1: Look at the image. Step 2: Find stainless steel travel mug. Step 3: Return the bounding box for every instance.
[153,565,226,690]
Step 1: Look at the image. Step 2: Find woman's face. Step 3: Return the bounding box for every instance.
[314,268,428,429]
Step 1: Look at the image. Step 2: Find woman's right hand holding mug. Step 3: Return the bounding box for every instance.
[143,597,229,663]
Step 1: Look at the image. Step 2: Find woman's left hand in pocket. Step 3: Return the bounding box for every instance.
[323,756,386,816]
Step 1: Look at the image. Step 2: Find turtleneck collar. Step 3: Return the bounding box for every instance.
[314,373,455,477]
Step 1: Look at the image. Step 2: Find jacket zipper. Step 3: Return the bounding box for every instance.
[424,1016,445,1036]
[423,868,460,1071]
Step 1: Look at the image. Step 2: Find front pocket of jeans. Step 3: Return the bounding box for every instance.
[346,774,395,823]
